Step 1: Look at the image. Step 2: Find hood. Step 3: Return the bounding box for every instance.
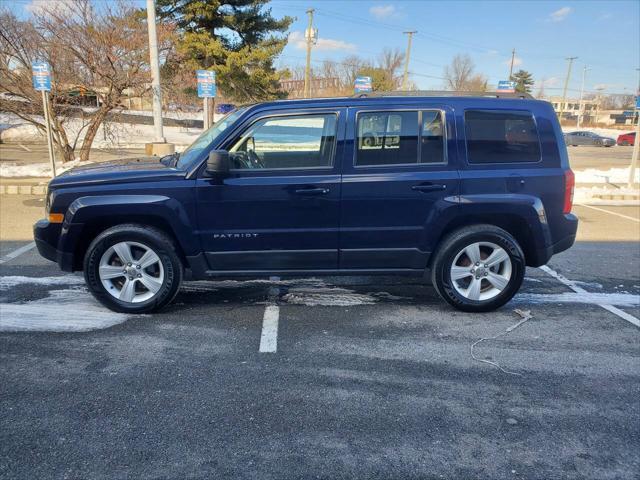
[49,157,187,188]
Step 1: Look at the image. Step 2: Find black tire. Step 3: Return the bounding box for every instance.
[430,225,525,312]
[621,141,629,146]
[84,224,183,313]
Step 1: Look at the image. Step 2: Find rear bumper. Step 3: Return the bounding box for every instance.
[531,213,578,267]
[33,219,74,271]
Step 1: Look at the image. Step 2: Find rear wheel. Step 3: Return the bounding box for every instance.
[621,140,629,146]
[431,225,525,312]
[84,224,183,313]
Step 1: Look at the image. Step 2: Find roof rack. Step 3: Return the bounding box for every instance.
[352,90,534,100]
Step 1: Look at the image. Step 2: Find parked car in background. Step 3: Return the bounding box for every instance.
[34,94,577,314]
[616,131,636,146]
[564,131,616,147]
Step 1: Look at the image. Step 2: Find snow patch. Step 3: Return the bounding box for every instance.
[0,275,84,290]
[574,168,639,185]
[0,287,131,332]
[0,159,94,178]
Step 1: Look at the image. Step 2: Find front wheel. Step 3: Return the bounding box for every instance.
[84,224,183,313]
[430,225,525,312]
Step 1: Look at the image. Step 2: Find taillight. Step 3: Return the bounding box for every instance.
[563,169,575,214]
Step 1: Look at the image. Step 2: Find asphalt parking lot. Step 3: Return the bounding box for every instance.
[1,188,639,479]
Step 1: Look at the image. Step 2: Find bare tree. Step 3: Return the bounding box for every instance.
[377,48,404,90]
[0,1,174,162]
[443,54,488,92]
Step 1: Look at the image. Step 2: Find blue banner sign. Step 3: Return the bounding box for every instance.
[32,61,52,91]
[196,70,216,98]
[636,96,640,109]
[497,80,516,93]
[354,76,372,93]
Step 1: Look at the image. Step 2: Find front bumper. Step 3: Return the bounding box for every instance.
[33,219,74,271]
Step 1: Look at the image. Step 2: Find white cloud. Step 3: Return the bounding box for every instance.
[288,31,357,52]
[597,12,613,21]
[25,0,75,16]
[369,4,404,20]
[548,6,572,22]
[486,50,499,56]
[504,56,523,68]
[534,77,560,89]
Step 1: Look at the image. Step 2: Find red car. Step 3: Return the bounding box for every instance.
[616,131,636,146]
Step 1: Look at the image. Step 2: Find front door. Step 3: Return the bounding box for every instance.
[339,106,459,271]
[195,108,345,273]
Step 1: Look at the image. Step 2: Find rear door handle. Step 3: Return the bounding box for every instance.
[294,187,330,195]
[411,184,446,192]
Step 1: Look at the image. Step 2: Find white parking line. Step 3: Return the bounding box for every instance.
[539,265,640,328]
[259,276,281,353]
[259,305,280,353]
[576,203,640,223]
[0,242,36,265]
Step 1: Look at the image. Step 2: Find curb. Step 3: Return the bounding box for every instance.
[0,185,47,195]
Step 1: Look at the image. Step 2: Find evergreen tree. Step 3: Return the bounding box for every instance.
[157,0,293,102]
[512,70,534,94]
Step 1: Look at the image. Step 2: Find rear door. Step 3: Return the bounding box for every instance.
[339,105,460,271]
[195,108,345,272]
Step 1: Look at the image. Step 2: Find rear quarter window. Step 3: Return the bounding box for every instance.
[464,110,541,164]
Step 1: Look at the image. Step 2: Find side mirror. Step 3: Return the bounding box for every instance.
[206,150,230,175]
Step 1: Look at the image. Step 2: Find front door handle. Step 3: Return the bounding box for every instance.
[411,184,446,192]
[294,187,330,195]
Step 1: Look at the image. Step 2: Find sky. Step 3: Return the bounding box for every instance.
[270,0,640,98]
[8,0,640,99]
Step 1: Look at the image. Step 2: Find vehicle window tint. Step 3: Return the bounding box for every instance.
[356,111,418,166]
[420,111,445,164]
[464,110,540,164]
[229,113,337,169]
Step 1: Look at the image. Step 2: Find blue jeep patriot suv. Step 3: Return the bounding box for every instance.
[34,93,578,313]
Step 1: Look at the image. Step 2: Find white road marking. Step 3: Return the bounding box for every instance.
[576,203,640,223]
[259,276,280,353]
[259,305,280,353]
[0,242,36,265]
[539,265,640,328]
[18,144,31,152]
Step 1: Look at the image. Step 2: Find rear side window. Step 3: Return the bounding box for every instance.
[464,110,541,164]
[356,111,418,166]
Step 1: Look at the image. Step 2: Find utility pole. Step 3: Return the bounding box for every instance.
[577,65,590,128]
[558,56,577,122]
[303,8,316,98]
[402,31,417,91]
[146,0,165,143]
[629,68,640,188]
[509,48,516,80]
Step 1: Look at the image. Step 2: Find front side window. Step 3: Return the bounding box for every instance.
[229,113,337,170]
[464,110,541,164]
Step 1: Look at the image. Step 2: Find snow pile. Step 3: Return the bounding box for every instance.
[0,123,45,143]
[0,111,199,149]
[574,186,639,204]
[0,159,94,177]
[575,167,639,184]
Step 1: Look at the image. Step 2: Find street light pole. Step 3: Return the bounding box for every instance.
[146,0,165,143]
[577,65,589,128]
[558,56,577,122]
[628,68,640,188]
[303,8,315,99]
[402,31,417,91]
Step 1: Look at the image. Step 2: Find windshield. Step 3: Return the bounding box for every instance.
[176,107,247,169]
